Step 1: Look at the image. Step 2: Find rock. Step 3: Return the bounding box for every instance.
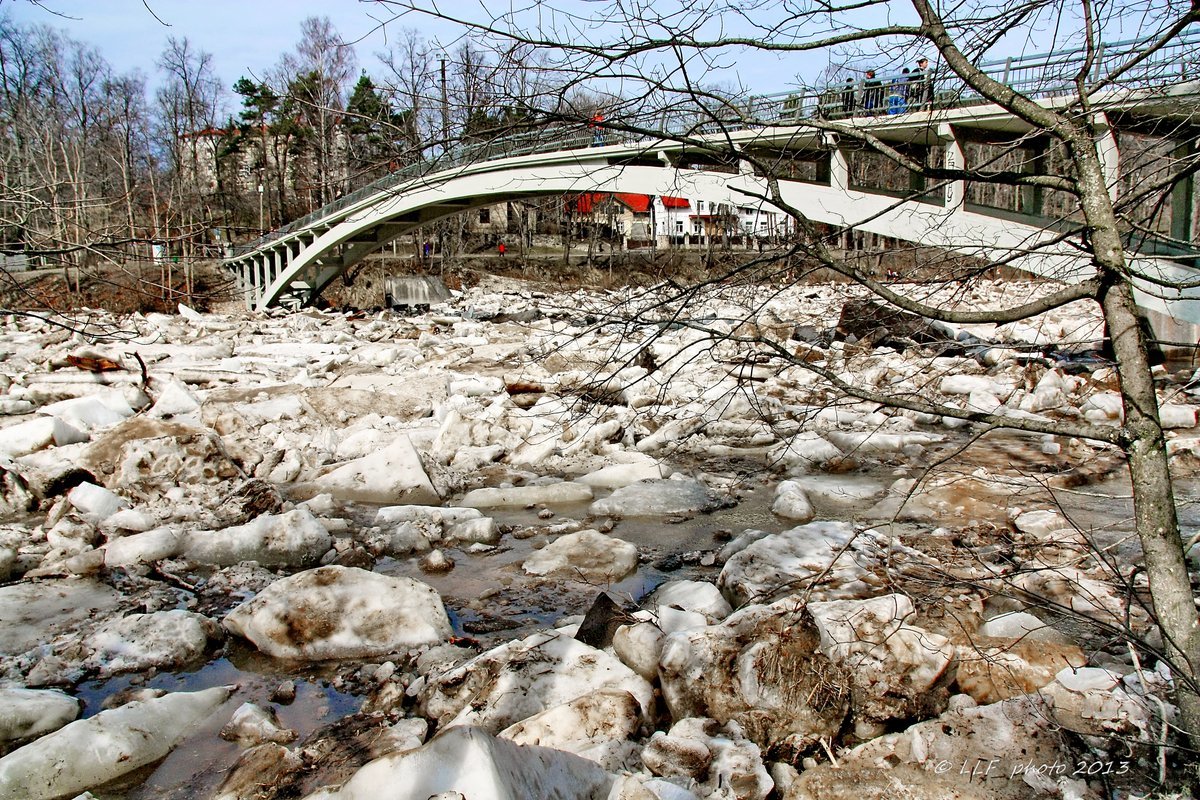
[310,435,439,504]
[771,480,814,522]
[808,595,955,728]
[498,690,642,756]
[574,592,635,649]
[0,688,80,741]
[522,530,638,583]
[459,482,593,508]
[0,686,232,800]
[270,681,297,704]
[955,637,1087,704]
[84,610,214,676]
[658,598,850,755]
[223,566,452,660]
[219,702,297,747]
[301,725,614,800]
[419,549,455,573]
[718,522,879,606]
[419,630,653,734]
[589,478,731,518]
[183,508,332,568]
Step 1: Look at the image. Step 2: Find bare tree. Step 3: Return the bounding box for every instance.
[273,16,357,210]
[155,35,224,297]
[374,0,1200,765]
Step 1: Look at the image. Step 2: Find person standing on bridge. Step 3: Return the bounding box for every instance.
[840,78,855,117]
[590,112,606,146]
[863,69,884,114]
[909,57,933,110]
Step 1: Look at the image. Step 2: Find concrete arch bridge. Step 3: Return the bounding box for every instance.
[224,32,1200,337]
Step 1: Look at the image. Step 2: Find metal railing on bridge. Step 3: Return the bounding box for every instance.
[231,27,1200,260]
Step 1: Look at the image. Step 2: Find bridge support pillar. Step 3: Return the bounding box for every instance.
[1172,139,1195,243]
[1093,113,1121,201]
[938,124,966,211]
[828,146,849,193]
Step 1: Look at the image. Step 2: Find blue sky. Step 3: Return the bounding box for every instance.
[0,0,1142,108]
[2,0,400,92]
[0,0,851,100]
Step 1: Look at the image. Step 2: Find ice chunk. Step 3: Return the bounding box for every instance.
[0,688,79,742]
[302,725,613,800]
[0,686,231,800]
[589,478,729,518]
[85,610,212,675]
[771,480,814,522]
[460,482,592,508]
[0,416,88,457]
[312,435,439,504]
[183,508,332,568]
[67,482,129,524]
[522,530,638,583]
[224,566,452,660]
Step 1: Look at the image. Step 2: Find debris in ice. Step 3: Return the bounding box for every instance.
[219,702,298,747]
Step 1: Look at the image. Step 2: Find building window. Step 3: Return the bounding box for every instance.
[675,220,684,233]
[479,208,491,224]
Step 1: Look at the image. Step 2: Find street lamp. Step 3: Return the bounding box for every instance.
[258,182,264,234]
